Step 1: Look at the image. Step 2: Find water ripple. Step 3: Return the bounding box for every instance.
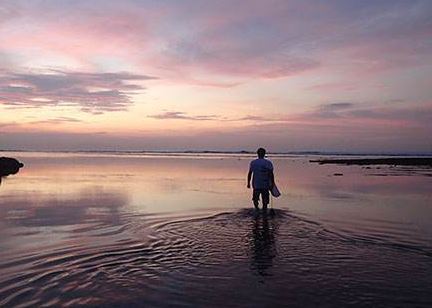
[1,209,432,307]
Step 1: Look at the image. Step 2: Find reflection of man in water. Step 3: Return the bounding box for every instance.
[250,213,277,278]
[247,148,274,211]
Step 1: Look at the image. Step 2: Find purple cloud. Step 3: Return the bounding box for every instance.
[311,102,356,118]
[0,70,156,113]
[28,116,83,125]
[149,112,290,122]
[149,111,220,121]
[310,102,432,123]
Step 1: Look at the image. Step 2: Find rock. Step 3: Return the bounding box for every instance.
[0,157,24,177]
[310,157,432,166]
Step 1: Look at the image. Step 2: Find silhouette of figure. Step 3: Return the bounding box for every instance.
[247,148,275,211]
[250,212,277,278]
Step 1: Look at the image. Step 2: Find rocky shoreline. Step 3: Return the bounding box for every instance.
[310,157,432,166]
[0,157,24,177]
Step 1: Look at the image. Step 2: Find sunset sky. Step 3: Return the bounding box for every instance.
[0,0,431,153]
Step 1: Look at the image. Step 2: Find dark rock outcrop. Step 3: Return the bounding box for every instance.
[310,157,432,166]
[0,157,24,177]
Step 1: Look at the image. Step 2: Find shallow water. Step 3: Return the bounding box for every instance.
[0,152,431,307]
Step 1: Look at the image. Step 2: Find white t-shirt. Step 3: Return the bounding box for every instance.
[249,158,273,189]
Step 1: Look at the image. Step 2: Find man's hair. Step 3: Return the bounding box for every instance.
[257,147,266,158]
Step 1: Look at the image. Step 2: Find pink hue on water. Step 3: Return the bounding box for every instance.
[0,152,431,306]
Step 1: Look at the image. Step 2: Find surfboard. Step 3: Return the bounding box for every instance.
[271,184,281,197]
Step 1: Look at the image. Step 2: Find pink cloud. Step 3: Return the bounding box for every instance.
[1,1,431,86]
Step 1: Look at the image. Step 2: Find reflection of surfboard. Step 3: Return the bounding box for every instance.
[271,184,281,197]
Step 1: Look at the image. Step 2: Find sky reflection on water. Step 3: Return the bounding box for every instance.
[1,152,431,250]
[0,152,431,307]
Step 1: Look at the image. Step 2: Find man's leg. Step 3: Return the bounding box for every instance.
[262,189,270,211]
[252,189,260,209]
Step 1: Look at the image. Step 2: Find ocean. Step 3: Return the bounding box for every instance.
[0,151,431,307]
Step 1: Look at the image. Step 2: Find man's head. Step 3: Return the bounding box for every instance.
[257,147,266,158]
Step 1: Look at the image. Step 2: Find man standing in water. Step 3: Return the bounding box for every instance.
[247,148,275,211]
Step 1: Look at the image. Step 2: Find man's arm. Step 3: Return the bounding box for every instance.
[247,170,252,188]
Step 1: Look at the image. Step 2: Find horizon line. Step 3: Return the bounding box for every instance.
[1,149,431,157]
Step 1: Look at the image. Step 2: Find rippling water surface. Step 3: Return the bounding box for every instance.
[0,152,431,307]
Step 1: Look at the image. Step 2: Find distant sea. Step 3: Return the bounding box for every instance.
[0,151,431,307]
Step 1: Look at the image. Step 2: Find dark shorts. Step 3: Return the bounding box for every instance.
[252,189,270,205]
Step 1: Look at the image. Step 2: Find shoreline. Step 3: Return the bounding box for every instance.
[310,157,432,166]
[1,149,431,157]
